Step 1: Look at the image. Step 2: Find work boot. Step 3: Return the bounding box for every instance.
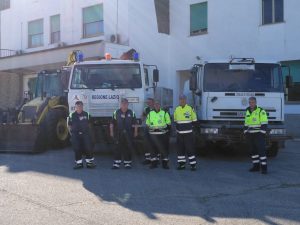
[112,165,120,169]
[190,164,197,171]
[73,163,84,170]
[112,163,120,169]
[162,161,169,169]
[261,165,268,174]
[177,163,186,170]
[157,154,161,165]
[86,161,96,169]
[124,163,132,169]
[249,163,260,172]
[149,161,158,169]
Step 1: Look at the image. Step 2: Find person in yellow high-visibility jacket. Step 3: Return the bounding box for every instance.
[146,100,171,169]
[142,97,154,165]
[174,94,197,171]
[244,97,268,174]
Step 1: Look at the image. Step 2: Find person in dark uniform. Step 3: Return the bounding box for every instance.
[244,97,269,174]
[68,101,96,169]
[146,100,171,169]
[110,98,138,169]
[142,97,154,164]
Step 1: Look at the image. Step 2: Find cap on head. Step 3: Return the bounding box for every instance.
[121,98,129,104]
[249,96,257,102]
[154,99,160,105]
[75,101,83,106]
[179,94,187,100]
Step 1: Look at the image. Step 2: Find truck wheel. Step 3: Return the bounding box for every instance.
[197,141,215,157]
[46,109,69,149]
[267,142,279,157]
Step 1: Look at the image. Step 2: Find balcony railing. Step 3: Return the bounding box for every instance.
[0,49,17,58]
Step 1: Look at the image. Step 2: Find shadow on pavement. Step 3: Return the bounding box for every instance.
[0,141,300,224]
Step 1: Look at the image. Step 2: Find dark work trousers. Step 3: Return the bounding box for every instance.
[177,132,196,165]
[143,127,152,160]
[149,133,169,162]
[71,132,94,162]
[246,133,267,165]
[114,132,134,164]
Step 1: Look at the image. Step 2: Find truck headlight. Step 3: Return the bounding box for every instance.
[201,128,219,134]
[270,129,286,135]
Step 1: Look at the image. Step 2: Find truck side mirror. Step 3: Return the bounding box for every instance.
[189,73,198,91]
[285,75,293,88]
[153,69,159,83]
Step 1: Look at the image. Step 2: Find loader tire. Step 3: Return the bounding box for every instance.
[46,109,69,149]
[34,122,48,152]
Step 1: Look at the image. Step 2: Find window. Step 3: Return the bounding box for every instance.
[50,15,60,44]
[83,4,104,38]
[281,60,300,101]
[28,19,43,48]
[262,0,284,25]
[154,0,170,34]
[190,2,208,36]
[144,68,149,86]
[71,64,142,89]
[0,0,10,11]
[203,63,284,92]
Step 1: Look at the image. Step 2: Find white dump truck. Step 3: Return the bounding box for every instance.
[67,52,173,144]
[189,58,290,157]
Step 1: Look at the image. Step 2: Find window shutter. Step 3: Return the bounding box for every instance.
[190,2,208,32]
[51,15,60,33]
[83,4,103,24]
[28,19,43,35]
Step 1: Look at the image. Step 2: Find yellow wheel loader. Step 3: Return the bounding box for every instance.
[0,69,70,153]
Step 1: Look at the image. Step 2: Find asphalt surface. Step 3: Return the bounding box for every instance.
[0,141,299,225]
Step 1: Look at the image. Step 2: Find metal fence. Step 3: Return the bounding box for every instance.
[0,49,17,58]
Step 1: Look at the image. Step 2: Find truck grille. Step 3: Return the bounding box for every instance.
[89,103,119,117]
[212,109,276,120]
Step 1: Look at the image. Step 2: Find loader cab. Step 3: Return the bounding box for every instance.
[35,70,70,99]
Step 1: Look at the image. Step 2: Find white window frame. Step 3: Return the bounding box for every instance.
[50,14,60,44]
[28,19,44,48]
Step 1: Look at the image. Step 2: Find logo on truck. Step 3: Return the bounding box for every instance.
[91,95,120,100]
[236,93,255,96]
[241,97,248,106]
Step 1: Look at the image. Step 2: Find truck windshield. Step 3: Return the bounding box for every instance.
[70,64,142,89]
[203,63,284,92]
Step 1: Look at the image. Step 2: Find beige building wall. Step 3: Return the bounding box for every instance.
[0,73,22,109]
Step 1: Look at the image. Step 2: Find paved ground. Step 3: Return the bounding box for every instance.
[0,141,299,225]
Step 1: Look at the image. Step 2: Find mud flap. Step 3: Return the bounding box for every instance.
[0,124,47,153]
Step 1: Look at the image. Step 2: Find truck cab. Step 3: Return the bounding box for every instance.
[189,58,289,156]
[67,55,172,143]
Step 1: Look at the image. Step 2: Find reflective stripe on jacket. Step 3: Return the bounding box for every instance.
[146,109,171,135]
[244,106,268,134]
[174,104,197,134]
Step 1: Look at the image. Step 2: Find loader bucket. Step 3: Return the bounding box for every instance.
[0,123,46,153]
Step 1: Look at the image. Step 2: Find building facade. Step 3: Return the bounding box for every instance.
[0,0,299,113]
